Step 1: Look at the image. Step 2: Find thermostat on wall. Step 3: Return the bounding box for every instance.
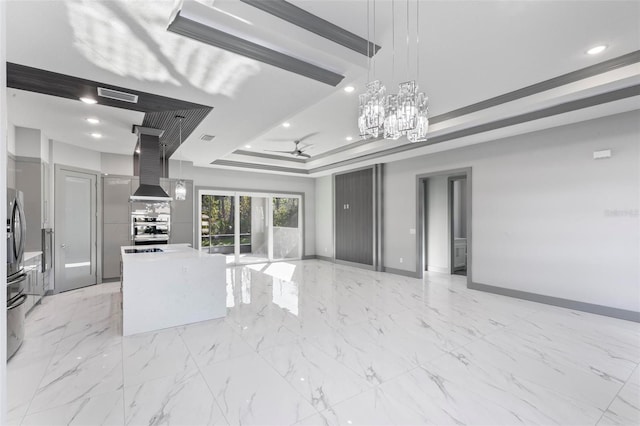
[593,149,612,159]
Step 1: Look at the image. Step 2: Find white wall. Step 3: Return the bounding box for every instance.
[426,175,449,273]
[381,111,640,312]
[51,140,101,171]
[7,121,15,155]
[178,162,316,256]
[101,152,132,176]
[314,175,333,258]
[14,126,41,157]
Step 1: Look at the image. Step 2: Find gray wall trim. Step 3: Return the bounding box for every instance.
[238,52,640,167]
[12,155,42,164]
[240,0,381,57]
[469,281,640,323]
[308,84,640,174]
[302,255,316,260]
[334,259,376,271]
[375,164,384,272]
[315,255,333,262]
[432,50,640,124]
[212,159,309,174]
[168,10,344,86]
[383,266,420,278]
[232,150,307,163]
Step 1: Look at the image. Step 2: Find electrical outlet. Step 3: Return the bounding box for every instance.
[399,257,403,263]
[324,247,328,253]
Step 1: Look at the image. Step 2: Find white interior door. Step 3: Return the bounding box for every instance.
[55,167,98,292]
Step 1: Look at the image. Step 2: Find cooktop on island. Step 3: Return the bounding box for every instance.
[124,248,164,254]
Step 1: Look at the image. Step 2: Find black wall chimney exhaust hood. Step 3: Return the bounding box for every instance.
[131,126,172,201]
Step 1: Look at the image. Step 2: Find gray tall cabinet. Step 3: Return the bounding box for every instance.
[334,166,382,269]
[102,175,194,280]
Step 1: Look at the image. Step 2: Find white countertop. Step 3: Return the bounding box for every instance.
[23,251,42,262]
[120,244,215,262]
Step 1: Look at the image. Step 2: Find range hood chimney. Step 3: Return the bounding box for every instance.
[131,126,172,201]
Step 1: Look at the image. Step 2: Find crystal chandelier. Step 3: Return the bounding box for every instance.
[358,0,386,140]
[174,115,187,201]
[358,0,429,143]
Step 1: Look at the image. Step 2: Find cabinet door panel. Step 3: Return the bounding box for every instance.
[170,222,194,245]
[103,177,131,224]
[103,223,130,279]
[334,169,374,265]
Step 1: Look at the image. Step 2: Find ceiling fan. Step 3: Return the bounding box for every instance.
[265,132,317,159]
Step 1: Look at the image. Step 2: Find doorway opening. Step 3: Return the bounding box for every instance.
[416,168,472,285]
[198,190,303,265]
[449,177,468,276]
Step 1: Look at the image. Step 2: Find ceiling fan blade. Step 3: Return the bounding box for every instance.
[264,150,294,154]
[296,132,319,143]
[298,152,312,159]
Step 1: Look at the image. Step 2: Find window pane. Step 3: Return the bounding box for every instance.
[272,197,299,228]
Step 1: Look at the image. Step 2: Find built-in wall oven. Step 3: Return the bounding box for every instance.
[7,188,27,360]
[131,200,170,246]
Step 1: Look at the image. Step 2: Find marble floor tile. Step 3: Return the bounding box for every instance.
[599,365,640,425]
[260,338,371,411]
[308,321,416,385]
[179,317,254,368]
[28,341,123,414]
[21,389,123,426]
[200,353,317,425]
[426,347,605,425]
[6,347,55,419]
[122,328,198,386]
[445,338,624,411]
[8,261,640,426]
[124,371,227,426]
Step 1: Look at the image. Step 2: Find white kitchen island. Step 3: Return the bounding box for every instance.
[121,244,226,336]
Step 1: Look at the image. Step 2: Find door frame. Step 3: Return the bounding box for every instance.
[448,175,468,275]
[196,187,305,265]
[416,167,472,286]
[54,164,102,293]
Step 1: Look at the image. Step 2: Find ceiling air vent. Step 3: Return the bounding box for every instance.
[200,134,216,142]
[97,87,139,103]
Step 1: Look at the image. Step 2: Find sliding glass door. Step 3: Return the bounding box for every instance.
[199,190,302,264]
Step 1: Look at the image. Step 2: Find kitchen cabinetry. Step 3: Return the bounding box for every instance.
[102,175,194,280]
[23,252,44,315]
[334,168,374,266]
[170,180,194,245]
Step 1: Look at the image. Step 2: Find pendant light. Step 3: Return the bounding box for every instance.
[174,115,187,201]
[358,0,385,139]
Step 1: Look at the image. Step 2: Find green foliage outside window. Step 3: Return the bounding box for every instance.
[273,197,298,228]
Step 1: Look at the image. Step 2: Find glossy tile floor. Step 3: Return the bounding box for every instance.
[7,260,640,425]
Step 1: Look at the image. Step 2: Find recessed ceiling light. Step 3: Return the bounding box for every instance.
[245,145,252,149]
[80,97,98,104]
[344,86,355,93]
[346,136,353,141]
[282,122,291,128]
[86,117,100,124]
[90,132,102,138]
[587,45,607,55]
